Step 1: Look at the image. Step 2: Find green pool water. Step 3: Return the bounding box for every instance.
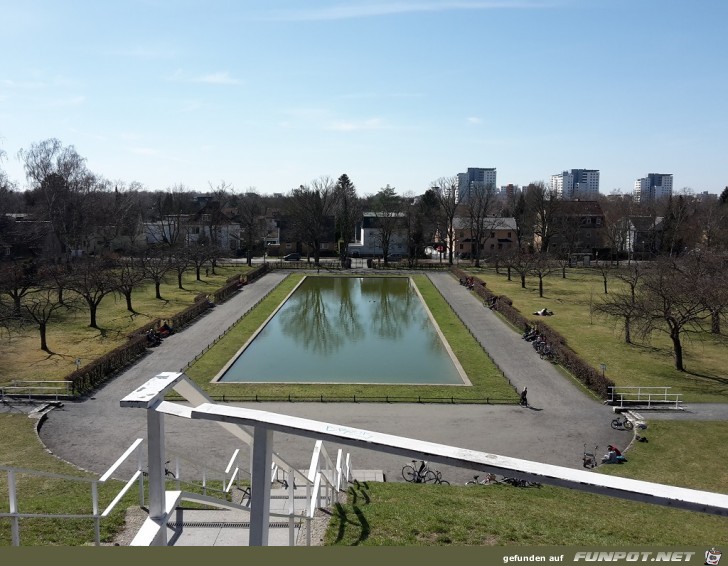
[217,276,466,385]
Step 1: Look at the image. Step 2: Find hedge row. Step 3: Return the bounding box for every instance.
[68,268,255,397]
[450,266,615,399]
[69,335,149,395]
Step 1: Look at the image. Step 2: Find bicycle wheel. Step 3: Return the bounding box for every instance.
[610,419,620,430]
[402,465,417,482]
[623,419,634,430]
[423,470,438,483]
[438,479,450,486]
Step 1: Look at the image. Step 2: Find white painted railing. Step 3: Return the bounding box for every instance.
[123,371,728,547]
[0,380,73,401]
[0,438,145,546]
[608,386,683,409]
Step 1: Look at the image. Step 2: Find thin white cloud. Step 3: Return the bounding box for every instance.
[467,116,482,124]
[263,1,553,21]
[327,118,386,131]
[2,79,46,88]
[127,147,159,157]
[193,72,241,85]
[165,70,241,85]
[47,95,86,107]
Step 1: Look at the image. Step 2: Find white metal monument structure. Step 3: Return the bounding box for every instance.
[122,371,728,546]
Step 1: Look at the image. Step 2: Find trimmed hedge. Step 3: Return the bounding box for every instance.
[450,266,615,399]
[69,335,148,395]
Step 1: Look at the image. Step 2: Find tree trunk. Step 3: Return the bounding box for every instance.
[711,310,721,334]
[624,316,631,344]
[89,303,98,328]
[671,329,684,371]
[178,272,183,289]
[538,276,544,297]
[155,281,162,300]
[520,273,526,288]
[196,266,202,280]
[507,266,511,281]
[124,290,134,312]
[39,322,49,352]
[603,278,608,294]
[562,266,566,279]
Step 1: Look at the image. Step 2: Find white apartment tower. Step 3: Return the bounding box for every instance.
[551,169,600,199]
[634,173,673,202]
[457,167,497,203]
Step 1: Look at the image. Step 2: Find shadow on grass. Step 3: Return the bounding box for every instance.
[332,481,371,545]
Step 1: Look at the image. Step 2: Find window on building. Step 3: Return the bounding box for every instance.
[490,232,495,238]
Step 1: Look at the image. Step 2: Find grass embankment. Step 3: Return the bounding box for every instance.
[0,414,130,545]
[0,266,249,386]
[464,266,728,403]
[184,274,517,403]
[325,420,728,546]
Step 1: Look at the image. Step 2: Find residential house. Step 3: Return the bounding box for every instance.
[348,212,408,258]
[451,217,518,259]
[619,216,664,260]
[545,200,607,257]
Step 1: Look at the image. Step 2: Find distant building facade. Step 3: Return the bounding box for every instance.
[634,173,673,203]
[457,167,497,203]
[551,169,600,199]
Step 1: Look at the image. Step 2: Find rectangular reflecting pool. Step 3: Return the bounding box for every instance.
[215,276,468,385]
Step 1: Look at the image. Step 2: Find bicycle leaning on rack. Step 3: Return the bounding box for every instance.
[611,414,634,430]
[402,459,450,485]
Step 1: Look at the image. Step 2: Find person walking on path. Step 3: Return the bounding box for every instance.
[520,387,528,407]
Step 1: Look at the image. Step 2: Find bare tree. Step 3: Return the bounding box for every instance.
[464,183,497,267]
[526,181,560,254]
[636,258,710,371]
[371,185,402,265]
[21,285,74,352]
[237,190,265,266]
[18,138,97,254]
[114,256,147,313]
[0,260,37,316]
[594,263,644,344]
[288,177,338,265]
[66,258,118,328]
[529,254,556,298]
[139,249,174,300]
[430,177,459,265]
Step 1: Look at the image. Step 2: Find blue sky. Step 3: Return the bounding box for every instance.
[1,0,726,196]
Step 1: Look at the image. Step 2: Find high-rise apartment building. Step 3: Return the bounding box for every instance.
[551,169,600,199]
[457,167,497,203]
[634,173,673,202]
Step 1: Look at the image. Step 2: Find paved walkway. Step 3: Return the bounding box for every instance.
[33,268,728,544]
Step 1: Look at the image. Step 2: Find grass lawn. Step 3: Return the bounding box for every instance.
[463,266,728,403]
[0,266,250,386]
[325,420,728,546]
[0,413,131,546]
[183,273,518,403]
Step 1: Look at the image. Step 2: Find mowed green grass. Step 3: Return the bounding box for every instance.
[0,266,250,386]
[0,414,130,546]
[464,266,728,403]
[325,420,728,546]
[184,274,517,402]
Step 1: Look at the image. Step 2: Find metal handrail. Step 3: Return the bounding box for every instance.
[0,438,145,546]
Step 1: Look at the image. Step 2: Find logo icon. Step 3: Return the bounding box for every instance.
[706,548,722,566]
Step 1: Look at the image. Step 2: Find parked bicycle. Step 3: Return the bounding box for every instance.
[465,473,497,486]
[402,460,449,485]
[611,415,634,431]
